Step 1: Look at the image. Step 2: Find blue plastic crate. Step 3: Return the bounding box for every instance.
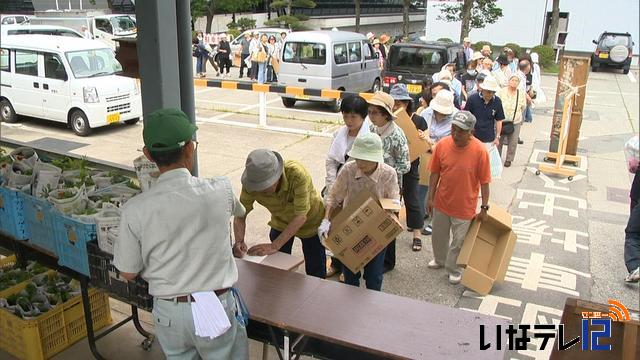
[20,193,58,254]
[53,212,96,276]
[0,187,28,240]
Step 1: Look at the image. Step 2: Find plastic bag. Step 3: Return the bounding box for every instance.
[487,144,503,179]
[625,135,639,173]
[10,147,38,170]
[133,155,160,192]
[7,163,33,189]
[48,185,87,215]
[33,162,62,198]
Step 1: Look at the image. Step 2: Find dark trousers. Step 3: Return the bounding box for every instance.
[218,57,231,74]
[250,61,258,79]
[269,228,326,278]
[624,203,640,272]
[342,248,386,291]
[402,159,424,230]
[384,240,396,270]
[267,65,277,83]
[239,53,250,77]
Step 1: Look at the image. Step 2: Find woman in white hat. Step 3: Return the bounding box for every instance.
[497,74,526,167]
[367,91,410,271]
[320,132,401,290]
[390,84,428,251]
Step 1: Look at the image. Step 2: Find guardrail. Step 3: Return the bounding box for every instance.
[193,79,375,138]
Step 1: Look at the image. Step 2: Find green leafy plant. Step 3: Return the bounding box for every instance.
[438,0,503,42]
[472,40,492,52]
[437,38,454,43]
[530,44,555,68]
[126,180,141,190]
[266,0,317,30]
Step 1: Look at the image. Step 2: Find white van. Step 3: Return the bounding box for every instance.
[0,35,142,136]
[278,31,381,111]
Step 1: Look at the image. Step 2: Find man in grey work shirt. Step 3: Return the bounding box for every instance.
[113,108,249,359]
[239,32,252,79]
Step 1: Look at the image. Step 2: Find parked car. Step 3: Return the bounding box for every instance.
[278,30,381,111]
[0,35,142,136]
[591,31,634,74]
[382,41,466,102]
[0,15,30,25]
[229,27,291,54]
[1,24,83,38]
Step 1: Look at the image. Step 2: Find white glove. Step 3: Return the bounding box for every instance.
[318,219,331,240]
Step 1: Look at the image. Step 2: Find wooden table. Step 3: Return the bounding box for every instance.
[236,260,509,360]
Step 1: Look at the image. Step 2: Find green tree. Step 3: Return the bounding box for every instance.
[190,0,215,33]
[402,0,410,39]
[437,0,503,42]
[265,0,316,30]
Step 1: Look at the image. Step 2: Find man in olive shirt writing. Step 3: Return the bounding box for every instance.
[234,149,326,278]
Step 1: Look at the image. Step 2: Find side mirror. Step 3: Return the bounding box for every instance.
[592,40,597,44]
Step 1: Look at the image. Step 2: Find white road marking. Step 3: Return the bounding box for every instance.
[628,71,637,83]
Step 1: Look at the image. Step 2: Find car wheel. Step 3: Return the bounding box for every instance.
[0,99,18,123]
[282,97,296,108]
[372,78,381,93]
[69,109,92,136]
[125,118,140,125]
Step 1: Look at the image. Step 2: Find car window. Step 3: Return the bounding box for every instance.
[95,18,113,34]
[601,34,631,47]
[334,43,348,64]
[44,53,67,80]
[2,18,15,25]
[388,46,444,74]
[7,30,29,35]
[1,48,10,72]
[15,50,38,76]
[348,42,362,63]
[66,48,123,78]
[283,42,326,65]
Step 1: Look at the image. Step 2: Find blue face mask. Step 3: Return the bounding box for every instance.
[467,69,477,76]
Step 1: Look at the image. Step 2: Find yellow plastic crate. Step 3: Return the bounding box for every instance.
[0,280,112,360]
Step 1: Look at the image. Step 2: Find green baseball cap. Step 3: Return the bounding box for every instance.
[143,108,198,152]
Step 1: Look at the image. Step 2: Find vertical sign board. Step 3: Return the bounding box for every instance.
[549,56,590,156]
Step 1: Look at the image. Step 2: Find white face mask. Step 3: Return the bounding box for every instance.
[467,69,477,76]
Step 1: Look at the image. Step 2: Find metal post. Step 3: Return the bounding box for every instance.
[284,331,290,360]
[258,92,267,128]
[175,0,199,176]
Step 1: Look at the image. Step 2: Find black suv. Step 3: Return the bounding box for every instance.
[382,41,466,101]
[591,32,634,74]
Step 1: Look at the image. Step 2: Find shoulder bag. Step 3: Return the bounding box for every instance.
[501,89,518,136]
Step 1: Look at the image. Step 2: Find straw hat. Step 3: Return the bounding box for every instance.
[347,133,384,163]
[430,90,455,115]
[372,39,380,45]
[367,91,396,119]
[471,51,484,61]
[481,45,492,54]
[366,32,375,40]
[437,69,453,81]
[463,37,471,43]
[380,34,391,44]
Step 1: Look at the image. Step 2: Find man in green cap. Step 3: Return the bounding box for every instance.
[114,108,249,359]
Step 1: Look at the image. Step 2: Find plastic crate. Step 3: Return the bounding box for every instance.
[0,255,56,300]
[0,281,112,360]
[0,187,28,240]
[20,193,57,255]
[87,241,153,311]
[53,213,97,276]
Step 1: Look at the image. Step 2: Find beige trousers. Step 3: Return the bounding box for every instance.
[431,208,472,276]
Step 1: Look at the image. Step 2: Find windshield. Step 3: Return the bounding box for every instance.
[600,34,631,47]
[65,49,122,78]
[110,16,136,34]
[388,46,444,74]
[283,42,326,65]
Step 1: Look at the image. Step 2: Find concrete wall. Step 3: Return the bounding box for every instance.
[193,12,269,34]
[306,13,426,37]
[425,0,639,54]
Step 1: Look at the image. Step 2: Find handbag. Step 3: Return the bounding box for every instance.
[501,89,519,136]
[253,44,268,63]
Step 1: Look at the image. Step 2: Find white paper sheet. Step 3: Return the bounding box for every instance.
[191,292,231,339]
[243,255,267,264]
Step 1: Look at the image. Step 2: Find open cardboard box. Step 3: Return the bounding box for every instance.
[456,204,517,295]
[550,298,640,360]
[394,109,429,162]
[325,190,403,274]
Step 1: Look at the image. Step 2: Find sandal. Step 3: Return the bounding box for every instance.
[412,238,422,252]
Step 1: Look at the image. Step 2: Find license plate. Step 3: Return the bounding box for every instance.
[407,84,422,94]
[107,112,121,124]
[295,95,310,100]
[598,53,609,59]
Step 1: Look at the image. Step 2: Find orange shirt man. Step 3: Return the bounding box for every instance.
[427,111,491,285]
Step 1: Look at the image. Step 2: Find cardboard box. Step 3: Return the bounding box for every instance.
[456,204,517,295]
[394,109,429,162]
[418,152,432,186]
[550,298,639,360]
[325,190,403,274]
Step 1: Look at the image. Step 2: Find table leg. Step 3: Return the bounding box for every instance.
[262,342,269,360]
[267,325,285,360]
[283,330,290,360]
[81,276,106,360]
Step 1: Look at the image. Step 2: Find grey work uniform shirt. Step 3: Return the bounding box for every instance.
[113,168,245,298]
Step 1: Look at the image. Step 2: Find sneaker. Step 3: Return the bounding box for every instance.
[625,267,640,283]
[518,138,524,145]
[421,225,432,236]
[449,273,462,284]
[428,260,443,269]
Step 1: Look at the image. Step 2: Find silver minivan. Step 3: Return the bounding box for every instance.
[278,31,381,111]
